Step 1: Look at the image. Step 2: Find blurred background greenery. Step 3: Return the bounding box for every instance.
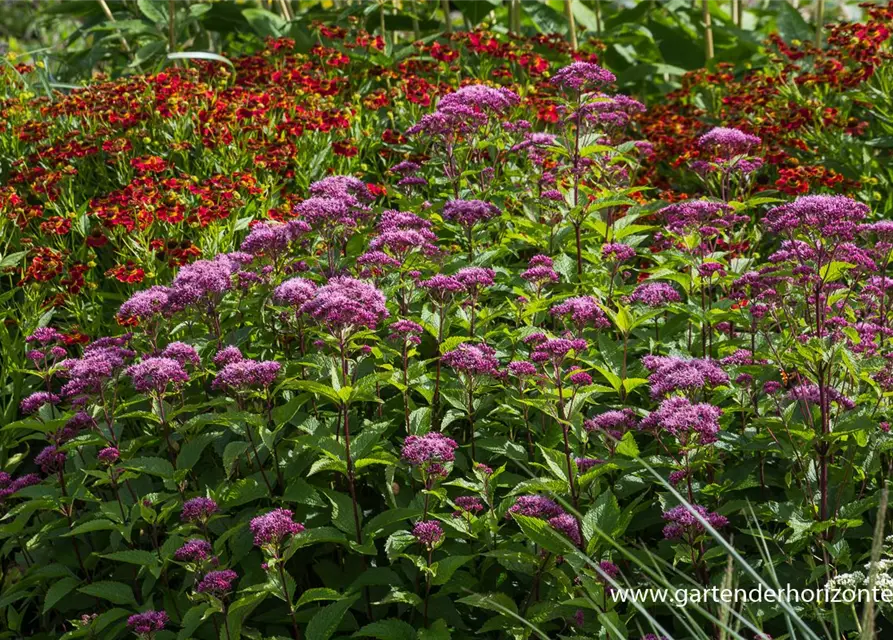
[0,0,880,96]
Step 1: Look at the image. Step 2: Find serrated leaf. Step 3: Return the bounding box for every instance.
[431,555,473,586]
[125,457,174,478]
[511,513,573,554]
[306,594,360,640]
[101,550,158,565]
[43,577,79,613]
[354,619,416,640]
[78,581,136,605]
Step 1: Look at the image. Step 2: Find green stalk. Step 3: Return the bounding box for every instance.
[441,0,451,33]
[564,0,578,50]
[703,0,714,61]
[814,0,825,47]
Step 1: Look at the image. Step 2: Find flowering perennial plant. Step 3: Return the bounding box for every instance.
[3,9,893,640]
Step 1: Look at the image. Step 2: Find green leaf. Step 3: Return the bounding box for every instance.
[296,587,341,609]
[125,457,174,478]
[615,431,639,458]
[417,619,451,640]
[167,51,234,68]
[177,432,219,470]
[584,490,621,542]
[137,0,167,23]
[101,550,158,566]
[775,1,813,43]
[431,555,473,586]
[241,7,287,38]
[306,594,360,640]
[43,577,79,613]
[321,488,360,535]
[511,514,573,554]
[78,581,136,605]
[64,519,119,536]
[223,441,250,476]
[456,592,518,615]
[354,619,416,640]
[177,604,211,640]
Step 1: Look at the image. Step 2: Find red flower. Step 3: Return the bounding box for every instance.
[106,262,145,284]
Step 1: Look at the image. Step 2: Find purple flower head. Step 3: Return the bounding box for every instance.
[551,61,616,92]
[584,409,638,438]
[437,84,519,115]
[508,495,565,519]
[369,229,438,257]
[396,175,428,189]
[550,297,610,330]
[576,457,604,473]
[530,338,588,365]
[660,200,741,236]
[719,349,754,366]
[240,221,306,257]
[273,277,318,309]
[442,343,499,377]
[407,109,488,137]
[294,196,364,230]
[548,513,582,546]
[26,327,63,345]
[181,497,219,523]
[661,504,728,540]
[569,370,592,386]
[213,346,243,367]
[98,447,120,464]
[442,199,499,228]
[357,251,403,274]
[59,343,135,398]
[762,380,783,395]
[250,508,305,547]
[127,610,168,637]
[309,175,373,203]
[598,560,620,580]
[454,267,495,292]
[166,255,237,312]
[401,432,458,467]
[640,396,722,446]
[602,243,636,262]
[508,360,537,378]
[0,473,40,501]
[577,93,645,129]
[378,209,433,233]
[35,445,66,474]
[628,282,682,307]
[390,160,421,175]
[196,569,238,595]
[161,342,200,368]
[642,355,729,397]
[388,319,424,345]
[698,127,761,156]
[420,274,464,304]
[521,254,560,286]
[453,496,485,517]
[764,195,869,240]
[788,383,855,411]
[126,357,189,394]
[20,391,60,415]
[212,359,281,392]
[698,262,726,278]
[300,277,389,333]
[412,520,444,548]
[174,538,213,562]
[118,286,170,321]
[475,462,494,476]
